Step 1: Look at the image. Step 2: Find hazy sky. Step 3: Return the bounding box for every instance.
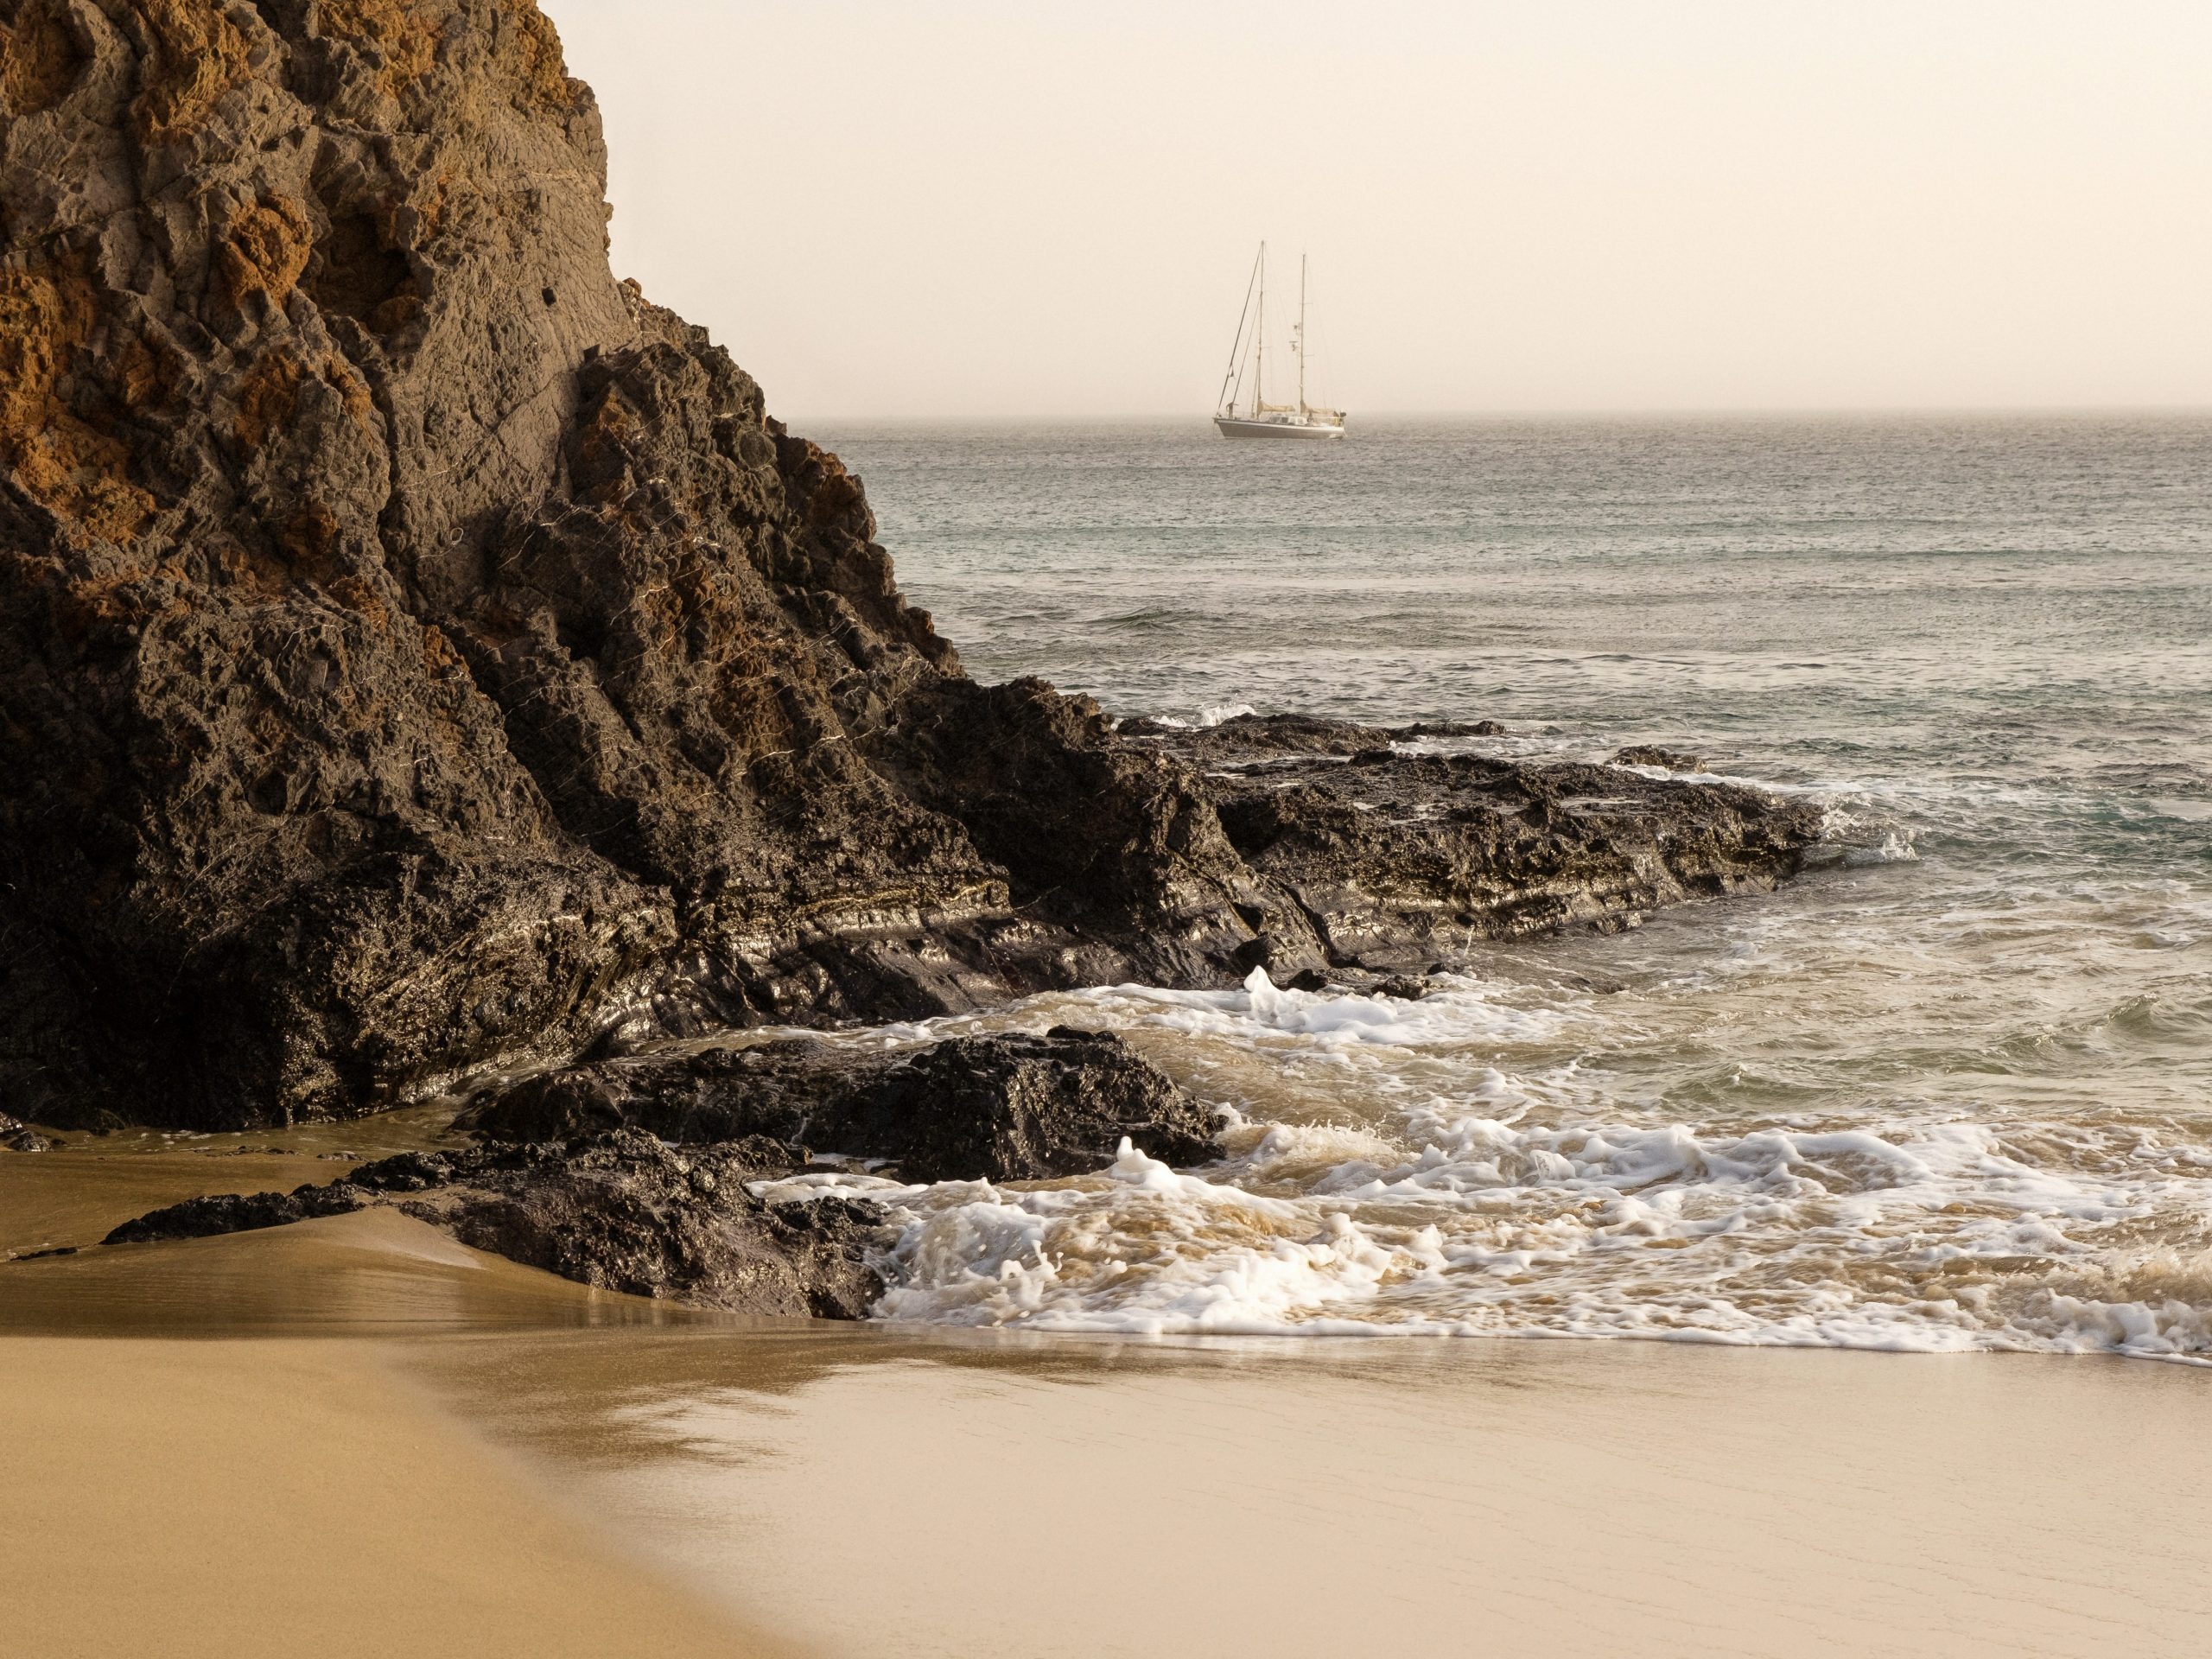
[543,2,2212,418]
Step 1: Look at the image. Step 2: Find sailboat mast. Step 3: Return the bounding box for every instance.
[1216,244,1262,416]
[1298,254,1308,416]
[1254,243,1266,415]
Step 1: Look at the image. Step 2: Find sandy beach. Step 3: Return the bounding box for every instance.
[10,1297,2207,1656]
[411,1325,2212,1659]
[0,1333,795,1659]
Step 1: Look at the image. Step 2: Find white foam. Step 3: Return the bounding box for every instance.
[862,1032,2212,1363]
[1073,967,1566,1052]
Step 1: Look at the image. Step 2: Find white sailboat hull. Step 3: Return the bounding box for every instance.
[1213,414,1345,441]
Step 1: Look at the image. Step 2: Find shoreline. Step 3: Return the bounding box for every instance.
[4,1201,2207,1657]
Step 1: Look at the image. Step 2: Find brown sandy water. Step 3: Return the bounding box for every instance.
[4,1148,2208,1658]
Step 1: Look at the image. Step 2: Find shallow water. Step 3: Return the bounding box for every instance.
[801,414,2212,1359]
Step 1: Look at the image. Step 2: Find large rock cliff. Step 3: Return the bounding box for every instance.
[0,1,1819,1131]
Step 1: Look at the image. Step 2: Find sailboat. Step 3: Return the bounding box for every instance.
[1213,243,1346,440]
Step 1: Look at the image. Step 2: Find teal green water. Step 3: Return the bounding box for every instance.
[804,415,2212,1357]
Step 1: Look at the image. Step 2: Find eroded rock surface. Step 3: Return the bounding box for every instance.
[1146,717,1823,970]
[100,1027,1213,1314]
[0,3,1821,1133]
[103,1128,887,1317]
[465,1027,1219,1184]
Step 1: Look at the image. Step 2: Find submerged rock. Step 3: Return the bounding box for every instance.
[0,3,1820,1133]
[102,1129,886,1319]
[465,1028,1218,1185]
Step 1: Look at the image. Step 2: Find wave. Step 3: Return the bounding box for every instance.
[744,969,2212,1364]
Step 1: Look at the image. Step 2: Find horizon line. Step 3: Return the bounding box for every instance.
[791,403,2212,427]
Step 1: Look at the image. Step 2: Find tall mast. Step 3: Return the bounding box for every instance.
[1254,243,1265,415]
[1216,244,1263,416]
[1298,254,1308,416]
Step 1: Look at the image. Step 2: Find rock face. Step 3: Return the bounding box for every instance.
[103,1129,888,1317]
[1158,717,1821,967]
[0,3,1821,1133]
[465,1028,1220,1184]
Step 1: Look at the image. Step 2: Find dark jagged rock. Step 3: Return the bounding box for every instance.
[1118,711,1505,759]
[101,1128,887,1317]
[103,1180,372,1243]
[464,1039,841,1147]
[1171,727,1824,972]
[464,1028,1219,1184]
[0,3,1821,1133]
[412,1132,886,1319]
[1613,746,1708,772]
[0,1110,56,1151]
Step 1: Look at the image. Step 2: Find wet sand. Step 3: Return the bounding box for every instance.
[0,1333,796,1659]
[415,1326,2212,1659]
[7,1155,2208,1657]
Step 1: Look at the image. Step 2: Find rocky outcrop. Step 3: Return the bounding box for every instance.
[0,1109,57,1150]
[1160,721,1821,967]
[1612,745,1707,772]
[0,3,1821,1134]
[99,1027,1211,1314]
[464,1027,1219,1184]
[1118,711,1503,760]
[103,1128,888,1317]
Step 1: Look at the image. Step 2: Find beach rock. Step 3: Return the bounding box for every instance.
[0,1111,57,1151]
[802,1027,1217,1184]
[465,1028,1219,1184]
[1176,726,1823,971]
[101,1129,887,1317]
[103,1182,371,1244]
[1118,711,1505,759]
[0,3,1821,1133]
[410,1132,887,1319]
[1613,746,1708,772]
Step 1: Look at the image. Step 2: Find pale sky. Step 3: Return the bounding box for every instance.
[542,2,2212,418]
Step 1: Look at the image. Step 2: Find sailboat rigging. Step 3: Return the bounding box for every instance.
[1214,243,1347,440]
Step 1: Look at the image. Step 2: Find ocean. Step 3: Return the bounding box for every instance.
[797,414,2212,1359]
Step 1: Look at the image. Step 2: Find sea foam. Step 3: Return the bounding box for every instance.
[804,969,2212,1363]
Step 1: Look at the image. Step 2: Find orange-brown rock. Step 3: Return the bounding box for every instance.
[0,0,83,114]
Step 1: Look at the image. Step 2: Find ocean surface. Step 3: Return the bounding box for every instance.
[795,414,2212,1361]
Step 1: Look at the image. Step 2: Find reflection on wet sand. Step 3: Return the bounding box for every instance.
[0,1200,793,1657]
[409,1325,2212,1659]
